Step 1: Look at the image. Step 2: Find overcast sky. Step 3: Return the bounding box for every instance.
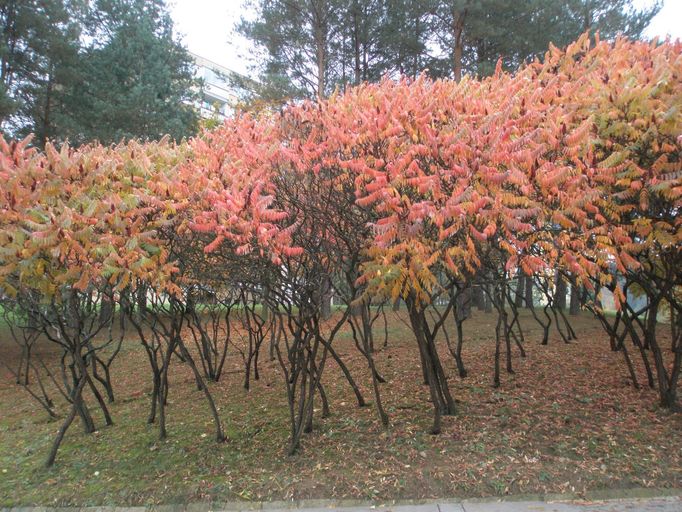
[170,0,682,78]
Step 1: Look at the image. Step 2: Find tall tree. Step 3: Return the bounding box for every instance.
[337,0,383,87]
[373,0,435,80]
[239,0,345,100]
[561,0,661,40]
[239,0,661,103]
[66,0,198,144]
[0,0,83,145]
[238,0,436,102]
[428,0,661,81]
[1,0,198,145]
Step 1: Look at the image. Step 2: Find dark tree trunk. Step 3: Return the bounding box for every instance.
[644,298,680,410]
[555,271,567,310]
[524,275,534,309]
[473,285,485,311]
[514,274,524,308]
[45,376,86,467]
[99,285,114,325]
[137,285,148,317]
[406,298,456,435]
[320,281,332,320]
[40,67,54,147]
[452,9,467,82]
[351,0,361,85]
[569,278,580,316]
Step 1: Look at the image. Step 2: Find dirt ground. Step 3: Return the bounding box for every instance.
[0,309,680,506]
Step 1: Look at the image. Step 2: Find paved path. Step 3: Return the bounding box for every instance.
[3,496,681,512]
[287,497,680,512]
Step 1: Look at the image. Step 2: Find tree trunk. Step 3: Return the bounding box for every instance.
[555,271,567,310]
[524,275,534,309]
[99,285,114,325]
[473,284,485,310]
[406,299,456,434]
[645,298,680,410]
[137,285,148,317]
[452,9,467,82]
[40,67,54,147]
[320,277,332,320]
[313,9,327,98]
[45,379,84,467]
[514,273,524,308]
[569,278,580,316]
[352,1,361,85]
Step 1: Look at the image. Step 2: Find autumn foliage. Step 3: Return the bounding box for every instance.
[0,35,680,466]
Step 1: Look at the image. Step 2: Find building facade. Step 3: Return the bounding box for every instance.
[190,52,251,121]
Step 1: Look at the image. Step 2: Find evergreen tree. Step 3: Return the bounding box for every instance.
[428,0,661,81]
[375,0,436,80]
[238,0,346,100]
[66,0,199,144]
[1,0,199,145]
[239,0,661,102]
[0,0,83,145]
[336,0,384,87]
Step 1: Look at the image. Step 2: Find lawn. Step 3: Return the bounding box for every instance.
[0,309,680,506]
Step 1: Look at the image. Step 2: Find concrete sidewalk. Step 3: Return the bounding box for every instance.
[417,497,680,511]
[279,496,678,512]
[3,496,682,512]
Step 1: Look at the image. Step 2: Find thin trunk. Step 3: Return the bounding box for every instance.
[569,278,580,316]
[452,9,467,82]
[524,275,534,309]
[555,271,567,310]
[352,2,361,85]
[40,68,53,147]
[514,273,524,308]
[314,13,326,98]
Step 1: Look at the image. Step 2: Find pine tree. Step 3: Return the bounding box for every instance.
[428,0,661,81]
[375,0,435,79]
[239,0,661,101]
[238,0,346,100]
[0,0,83,145]
[66,0,199,144]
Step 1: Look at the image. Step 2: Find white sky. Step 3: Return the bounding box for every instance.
[170,0,682,77]
[171,0,254,76]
